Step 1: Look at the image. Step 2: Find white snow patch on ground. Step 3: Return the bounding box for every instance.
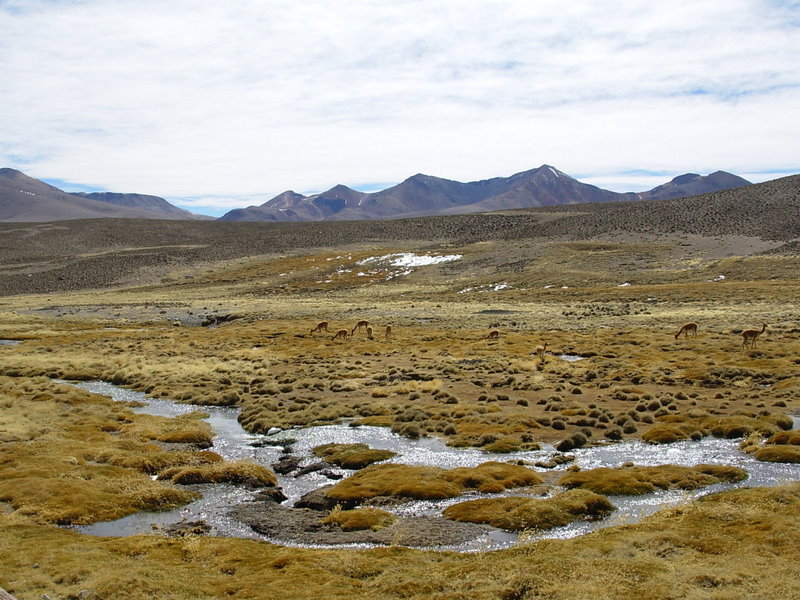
[458,283,511,293]
[358,252,462,267]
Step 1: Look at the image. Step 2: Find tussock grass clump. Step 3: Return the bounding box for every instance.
[702,415,782,439]
[88,442,223,474]
[753,446,800,463]
[0,464,199,525]
[766,430,800,446]
[482,437,524,453]
[443,489,615,531]
[325,461,542,505]
[321,506,397,531]
[312,443,396,469]
[559,464,748,496]
[121,411,215,447]
[741,430,800,463]
[157,461,278,488]
[641,423,706,444]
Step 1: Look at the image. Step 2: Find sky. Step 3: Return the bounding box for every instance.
[1,0,798,217]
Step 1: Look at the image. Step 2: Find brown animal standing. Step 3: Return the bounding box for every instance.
[310,321,329,334]
[485,329,500,341]
[741,323,766,349]
[674,322,698,340]
[351,320,369,335]
[332,329,349,342]
[385,324,392,340]
[534,342,548,362]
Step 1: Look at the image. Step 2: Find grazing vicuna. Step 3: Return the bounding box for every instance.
[741,323,766,350]
[351,320,369,335]
[310,321,329,334]
[674,322,698,340]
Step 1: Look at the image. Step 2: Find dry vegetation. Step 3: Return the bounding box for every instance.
[557,464,748,495]
[1,197,800,599]
[312,443,397,470]
[442,489,615,531]
[324,462,544,505]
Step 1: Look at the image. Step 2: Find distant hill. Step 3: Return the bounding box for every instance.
[636,171,751,201]
[0,168,207,222]
[217,165,751,222]
[0,173,796,296]
[74,192,199,219]
[1,165,753,223]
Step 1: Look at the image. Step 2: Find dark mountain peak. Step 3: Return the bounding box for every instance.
[642,171,751,201]
[671,173,702,185]
[313,185,369,206]
[321,184,362,197]
[705,171,751,186]
[0,167,26,178]
[399,173,459,189]
[501,165,575,186]
[261,190,306,208]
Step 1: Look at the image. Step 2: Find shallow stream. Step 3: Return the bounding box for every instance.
[70,380,800,551]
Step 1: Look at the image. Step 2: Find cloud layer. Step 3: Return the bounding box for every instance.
[2,0,798,215]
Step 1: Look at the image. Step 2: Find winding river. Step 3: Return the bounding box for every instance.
[69,380,800,552]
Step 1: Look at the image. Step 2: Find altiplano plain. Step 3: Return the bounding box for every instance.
[1,177,800,599]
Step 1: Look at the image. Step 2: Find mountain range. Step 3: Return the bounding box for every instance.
[213,166,751,221]
[0,165,752,223]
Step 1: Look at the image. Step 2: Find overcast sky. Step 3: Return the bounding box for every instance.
[2,0,798,216]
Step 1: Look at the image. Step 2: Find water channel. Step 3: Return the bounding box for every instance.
[68,380,800,552]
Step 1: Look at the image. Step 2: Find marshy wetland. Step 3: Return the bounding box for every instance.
[1,186,800,599]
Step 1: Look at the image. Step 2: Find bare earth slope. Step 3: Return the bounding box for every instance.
[0,174,797,296]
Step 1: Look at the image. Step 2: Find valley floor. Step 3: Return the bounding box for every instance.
[1,236,799,600]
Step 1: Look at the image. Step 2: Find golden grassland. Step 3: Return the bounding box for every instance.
[2,483,800,599]
[1,242,800,599]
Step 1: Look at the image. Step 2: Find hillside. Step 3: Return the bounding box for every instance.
[74,191,200,219]
[0,173,796,297]
[0,168,206,222]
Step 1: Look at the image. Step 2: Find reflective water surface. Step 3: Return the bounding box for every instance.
[70,380,800,551]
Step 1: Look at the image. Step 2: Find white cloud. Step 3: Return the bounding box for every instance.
[1,0,798,215]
